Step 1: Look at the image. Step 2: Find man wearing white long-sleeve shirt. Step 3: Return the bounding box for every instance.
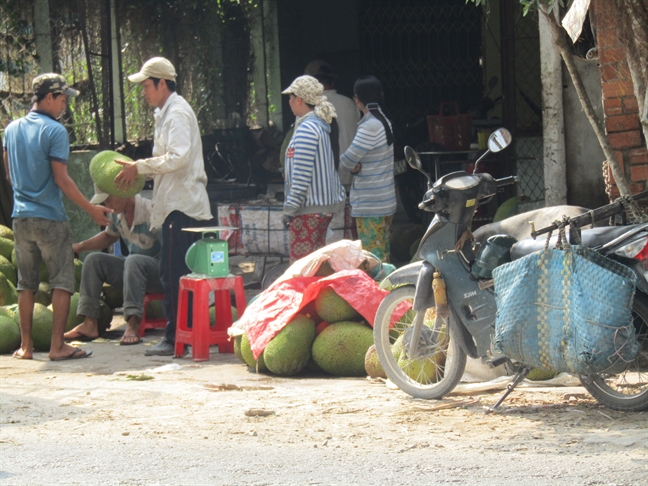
[115,57,212,356]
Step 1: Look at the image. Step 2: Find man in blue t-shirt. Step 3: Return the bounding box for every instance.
[3,73,112,361]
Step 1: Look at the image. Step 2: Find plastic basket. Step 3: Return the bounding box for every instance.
[426,102,473,151]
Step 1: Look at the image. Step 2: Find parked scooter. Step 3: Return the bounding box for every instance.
[374,128,648,411]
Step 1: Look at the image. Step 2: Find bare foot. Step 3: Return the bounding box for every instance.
[63,322,99,342]
[13,348,33,360]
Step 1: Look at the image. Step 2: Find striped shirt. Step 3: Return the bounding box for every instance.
[283,113,346,217]
[340,112,397,217]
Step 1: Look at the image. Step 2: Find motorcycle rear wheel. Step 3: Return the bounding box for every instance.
[579,292,648,412]
[374,285,467,399]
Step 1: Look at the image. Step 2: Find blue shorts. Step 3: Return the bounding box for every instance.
[12,218,75,293]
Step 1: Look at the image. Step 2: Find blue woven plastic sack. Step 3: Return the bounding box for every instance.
[492,245,639,374]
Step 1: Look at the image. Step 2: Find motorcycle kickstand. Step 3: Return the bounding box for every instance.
[486,366,532,413]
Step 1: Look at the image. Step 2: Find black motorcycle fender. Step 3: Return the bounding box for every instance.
[378,261,424,290]
[413,261,435,312]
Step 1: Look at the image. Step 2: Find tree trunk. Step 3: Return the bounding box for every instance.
[541,7,632,197]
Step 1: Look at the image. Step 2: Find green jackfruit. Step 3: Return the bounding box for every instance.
[364,344,386,378]
[102,284,123,310]
[209,306,238,326]
[0,225,14,241]
[32,303,54,351]
[66,293,84,332]
[391,334,405,361]
[263,314,316,376]
[0,255,17,286]
[89,150,144,198]
[397,354,439,383]
[145,300,167,320]
[240,332,268,373]
[314,287,359,323]
[0,306,16,320]
[0,273,18,306]
[0,237,13,260]
[0,315,20,354]
[34,282,51,307]
[527,368,558,381]
[233,335,244,363]
[311,321,374,377]
[97,300,113,336]
[74,259,83,292]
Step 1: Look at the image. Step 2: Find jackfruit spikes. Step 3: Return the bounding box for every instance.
[89,150,145,198]
[0,315,20,354]
[0,237,13,261]
[526,368,558,381]
[31,303,54,351]
[0,225,14,241]
[263,314,316,376]
[0,255,16,286]
[97,300,113,336]
[397,354,439,383]
[0,273,18,306]
[34,282,51,307]
[233,335,245,363]
[311,321,374,377]
[314,287,359,323]
[240,331,268,373]
[364,344,386,378]
[102,284,123,310]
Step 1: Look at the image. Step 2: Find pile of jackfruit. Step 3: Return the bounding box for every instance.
[233,287,374,377]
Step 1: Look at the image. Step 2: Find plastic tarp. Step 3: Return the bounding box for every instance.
[237,269,389,359]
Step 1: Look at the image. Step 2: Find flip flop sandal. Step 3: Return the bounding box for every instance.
[63,330,97,342]
[119,335,142,346]
[50,348,92,361]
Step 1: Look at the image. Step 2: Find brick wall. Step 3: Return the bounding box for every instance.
[592,0,647,198]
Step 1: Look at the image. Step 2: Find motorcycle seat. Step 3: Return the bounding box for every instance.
[510,225,642,260]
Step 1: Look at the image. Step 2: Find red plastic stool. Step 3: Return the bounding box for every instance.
[174,275,246,361]
[138,293,167,337]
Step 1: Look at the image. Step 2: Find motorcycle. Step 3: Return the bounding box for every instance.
[374,128,648,411]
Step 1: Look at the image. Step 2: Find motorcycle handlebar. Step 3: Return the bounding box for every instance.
[418,195,438,211]
[496,176,518,188]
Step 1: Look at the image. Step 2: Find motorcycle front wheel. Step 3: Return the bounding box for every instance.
[579,292,648,412]
[374,285,467,399]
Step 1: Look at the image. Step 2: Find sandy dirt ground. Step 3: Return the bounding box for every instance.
[0,316,646,486]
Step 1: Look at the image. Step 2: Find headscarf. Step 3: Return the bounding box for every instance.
[282,75,337,124]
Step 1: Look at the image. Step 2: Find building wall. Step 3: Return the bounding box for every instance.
[592,0,647,199]
[563,56,608,209]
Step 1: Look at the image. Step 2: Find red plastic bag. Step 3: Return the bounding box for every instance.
[239,269,389,359]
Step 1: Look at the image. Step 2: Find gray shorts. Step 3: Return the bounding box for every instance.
[12,218,75,293]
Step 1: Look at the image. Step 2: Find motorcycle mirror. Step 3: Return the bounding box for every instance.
[404,146,433,186]
[473,128,513,174]
[487,128,512,153]
[404,146,422,170]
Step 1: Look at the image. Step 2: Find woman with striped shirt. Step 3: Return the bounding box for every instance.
[340,75,397,262]
[281,75,346,263]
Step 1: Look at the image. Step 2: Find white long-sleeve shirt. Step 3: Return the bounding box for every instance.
[134,92,212,231]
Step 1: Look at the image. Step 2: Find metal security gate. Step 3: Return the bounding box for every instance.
[507,3,545,210]
[359,0,482,136]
